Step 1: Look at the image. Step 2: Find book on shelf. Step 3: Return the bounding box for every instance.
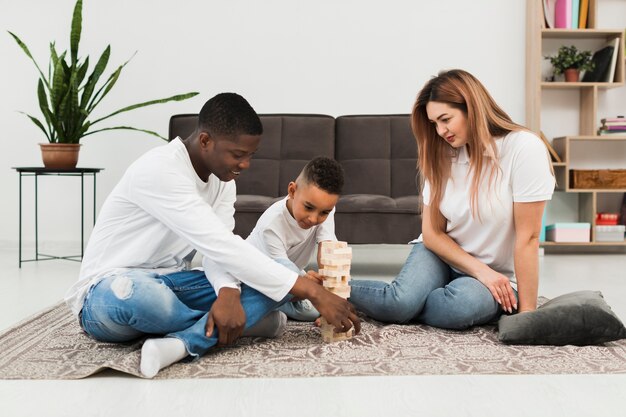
[598,129,626,135]
[571,0,579,29]
[543,0,556,28]
[582,40,618,82]
[601,117,626,124]
[554,0,571,29]
[578,0,589,28]
[603,38,620,83]
[539,131,562,163]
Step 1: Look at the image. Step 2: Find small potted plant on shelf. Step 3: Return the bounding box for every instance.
[8,0,198,169]
[545,45,595,83]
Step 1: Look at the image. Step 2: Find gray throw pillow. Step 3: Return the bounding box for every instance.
[498,290,626,346]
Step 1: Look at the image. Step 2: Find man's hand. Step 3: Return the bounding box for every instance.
[205,287,246,346]
[292,277,361,335]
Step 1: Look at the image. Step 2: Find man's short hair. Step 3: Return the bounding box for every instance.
[198,93,263,137]
[298,156,344,195]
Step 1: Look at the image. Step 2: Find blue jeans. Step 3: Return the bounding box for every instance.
[349,243,512,330]
[80,270,288,357]
[273,257,320,321]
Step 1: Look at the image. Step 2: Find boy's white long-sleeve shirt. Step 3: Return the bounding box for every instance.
[64,138,297,315]
[246,197,337,270]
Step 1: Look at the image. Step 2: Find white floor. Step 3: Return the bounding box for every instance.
[1,245,626,417]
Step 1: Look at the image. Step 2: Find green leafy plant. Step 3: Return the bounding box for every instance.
[545,45,595,75]
[8,0,198,143]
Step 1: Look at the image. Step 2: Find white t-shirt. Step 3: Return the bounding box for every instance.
[419,130,555,281]
[64,138,298,315]
[246,197,337,271]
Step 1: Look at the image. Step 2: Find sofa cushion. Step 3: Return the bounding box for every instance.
[337,195,420,214]
[335,115,418,198]
[234,195,283,212]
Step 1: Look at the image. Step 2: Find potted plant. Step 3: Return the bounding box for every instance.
[8,0,198,168]
[545,45,595,82]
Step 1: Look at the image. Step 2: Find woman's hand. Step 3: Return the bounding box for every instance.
[475,267,517,313]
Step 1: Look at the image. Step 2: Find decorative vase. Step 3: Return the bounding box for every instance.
[39,143,81,169]
[564,68,580,82]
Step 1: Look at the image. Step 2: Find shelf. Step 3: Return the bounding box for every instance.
[567,188,626,193]
[527,0,626,251]
[542,82,624,89]
[541,29,624,39]
[542,241,626,246]
[563,135,626,141]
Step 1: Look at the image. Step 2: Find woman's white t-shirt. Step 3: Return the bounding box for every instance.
[420,130,555,281]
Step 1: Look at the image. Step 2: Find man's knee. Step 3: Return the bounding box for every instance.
[111,276,134,300]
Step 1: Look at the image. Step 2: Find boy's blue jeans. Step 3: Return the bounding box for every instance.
[349,243,513,330]
[79,270,289,357]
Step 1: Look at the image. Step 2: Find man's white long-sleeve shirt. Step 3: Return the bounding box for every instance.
[65,138,297,315]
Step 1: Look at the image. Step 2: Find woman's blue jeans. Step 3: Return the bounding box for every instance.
[349,243,509,330]
[79,270,288,357]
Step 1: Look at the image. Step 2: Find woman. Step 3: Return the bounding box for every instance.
[349,69,555,329]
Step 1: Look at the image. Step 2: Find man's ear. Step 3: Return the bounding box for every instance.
[198,131,214,149]
[287,181,297,198]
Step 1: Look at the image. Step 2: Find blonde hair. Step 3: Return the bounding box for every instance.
[412,69,527,222]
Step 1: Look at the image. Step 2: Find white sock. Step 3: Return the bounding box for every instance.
[140,337,188,378]
[242,311,287,338]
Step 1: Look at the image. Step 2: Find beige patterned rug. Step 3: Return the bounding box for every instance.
[1,301,625,379]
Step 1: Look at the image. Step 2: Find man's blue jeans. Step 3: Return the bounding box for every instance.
[349,243,512,330]
[79,270,288,357]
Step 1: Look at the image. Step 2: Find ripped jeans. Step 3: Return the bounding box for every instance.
[79,270,288,357]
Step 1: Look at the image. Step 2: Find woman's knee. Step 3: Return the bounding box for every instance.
[419,279,500,329]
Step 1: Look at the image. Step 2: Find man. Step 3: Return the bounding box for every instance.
[65,93,360,378]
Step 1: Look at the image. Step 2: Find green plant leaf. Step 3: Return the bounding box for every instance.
[50,53,68,111]
[70,0,83,64]
[8,31,50,90]
[19,112,51,142]
[86,51,134,112]
[82,125,168,141]
[80,45,110,111]
[76,57,89,87]
[91,92,199,125]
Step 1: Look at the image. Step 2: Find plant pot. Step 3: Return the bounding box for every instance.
[39,143,81,169]
[564,68,580,82]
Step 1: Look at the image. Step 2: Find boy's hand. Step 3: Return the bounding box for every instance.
[305,270,323,285]
[206,287,246,345]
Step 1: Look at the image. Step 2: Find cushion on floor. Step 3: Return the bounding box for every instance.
[498,290,626,346]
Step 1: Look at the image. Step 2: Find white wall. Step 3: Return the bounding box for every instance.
[0,0,622,250]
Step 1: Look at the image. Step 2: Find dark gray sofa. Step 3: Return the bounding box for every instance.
[169,114,421,244]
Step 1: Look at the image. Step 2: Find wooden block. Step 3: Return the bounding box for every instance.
[319,268,350,278]
[320,247,352,258]
[320,318,354,343]
[323,278,351,287]
[319,257,351,266]
[320,241,348,251]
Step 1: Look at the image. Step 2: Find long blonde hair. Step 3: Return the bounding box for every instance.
[412,69,526,222]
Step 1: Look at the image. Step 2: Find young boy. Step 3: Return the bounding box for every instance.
[246,156,344,321]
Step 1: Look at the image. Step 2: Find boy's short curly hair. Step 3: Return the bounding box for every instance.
[298,156,344,195]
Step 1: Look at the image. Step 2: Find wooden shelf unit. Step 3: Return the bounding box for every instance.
[526,0,626,247]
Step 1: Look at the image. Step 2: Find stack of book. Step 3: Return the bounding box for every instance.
[543,0,589,29]
[598,117,626,135]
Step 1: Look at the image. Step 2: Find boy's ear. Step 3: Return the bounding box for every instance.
[287,181,297,198]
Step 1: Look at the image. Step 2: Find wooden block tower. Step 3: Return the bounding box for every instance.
[319,241,354,342]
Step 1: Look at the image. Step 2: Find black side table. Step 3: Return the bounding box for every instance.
[13,167,103,267]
